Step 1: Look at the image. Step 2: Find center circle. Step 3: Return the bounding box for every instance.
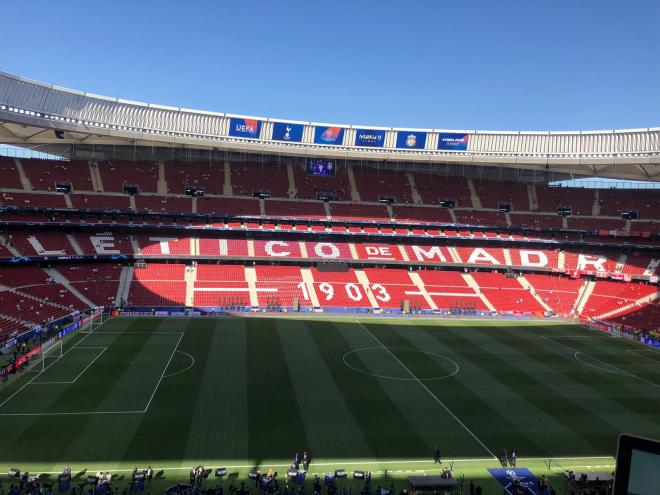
[342,347,459,381]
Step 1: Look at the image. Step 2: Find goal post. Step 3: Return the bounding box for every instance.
[80,308,104,334]
[41,340,63,372]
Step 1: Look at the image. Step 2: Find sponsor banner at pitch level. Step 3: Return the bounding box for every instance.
[354,129,386,148]
[395,131,427,149]
[488,469,539,494]
[438,132,470,151]
[228,118,262,139]
[272,122,304,143]
[314,126,345,145]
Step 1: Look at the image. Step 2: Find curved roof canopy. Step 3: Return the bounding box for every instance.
[0,70,659,181]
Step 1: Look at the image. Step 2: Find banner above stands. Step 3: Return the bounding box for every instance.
[228,118,262,139]
[272,122,304,143]
[395,131,427,149]
[438,132,470,151]
[354,129,386,148]
[313,126,345,145]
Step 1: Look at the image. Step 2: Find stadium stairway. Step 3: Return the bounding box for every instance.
[406,173,423,204]
[14,158,32,191]
[223,160,232,195]
[518,275,553,312]
[592,189,601,216]
[466,178,482,208]
[574,280,596,315]
[0,234,21,257]
[354,269,380,309]
[596,290,660,320]
[243,266,260,307]
[407,271,438,310]
[130,235,141,255]
[66,234,84,255]
[43,267,95,308]
[299,268,321,308]
[346,165,361,201]
[645,259,660,276]
[89,161,103,191]
[527,184,537,211]
[157,161,167,194]
[286,163,296,198]
[461,273,497,311]
[184,265,197,306]
[116,265,133,306]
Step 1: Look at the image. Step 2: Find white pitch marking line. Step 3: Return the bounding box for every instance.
[32,347,109,385]
[163,351,195,378]
[22,455,617,475]
[0,316,108,410]
[627,349,660,364]
[355,320,498,461]
[142,332,185,412]
[541,335,660,391]
[0,410,145,417]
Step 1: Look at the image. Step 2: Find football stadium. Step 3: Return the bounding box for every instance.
[1,5,660,494]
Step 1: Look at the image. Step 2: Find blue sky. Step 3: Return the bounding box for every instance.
[2,0,659,131]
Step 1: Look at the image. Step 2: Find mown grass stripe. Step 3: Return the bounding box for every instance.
[246,317,309,461]
[183,318,249,461]
[306,319,429,459]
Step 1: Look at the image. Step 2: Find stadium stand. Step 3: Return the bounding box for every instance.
[165,161,224,195]
[231,161,289,197]
[97,160,159,193]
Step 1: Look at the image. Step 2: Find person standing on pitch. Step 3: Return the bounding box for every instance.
[500,449,509,467]
[433,446,441,464]
[510,449,517,468]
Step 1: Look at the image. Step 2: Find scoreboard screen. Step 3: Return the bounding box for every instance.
[306,158,336,177]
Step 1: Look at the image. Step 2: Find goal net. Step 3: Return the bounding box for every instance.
[80,310,104,334]
[41,340,63,372]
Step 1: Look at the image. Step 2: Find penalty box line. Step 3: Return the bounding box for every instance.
[355,321,498,461]
[30,347,108,386]
[0,316,111,410]
[541,336,660,391]
[142,332,185,413]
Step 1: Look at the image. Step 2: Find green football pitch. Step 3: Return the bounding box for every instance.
[1,315,659,490]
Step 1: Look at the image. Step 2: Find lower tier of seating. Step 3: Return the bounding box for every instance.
[0,263,657,345]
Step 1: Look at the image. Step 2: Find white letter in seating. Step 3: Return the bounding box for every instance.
[577,254,607,272]
[467,248,500,265]
[519,250,548,267]
[90,235,119,255]
[27,236,65,255]
[265,241,290,257]
[314,242,340,259]
[411,245,447,262]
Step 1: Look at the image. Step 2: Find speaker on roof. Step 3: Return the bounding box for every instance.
[316,190,336,202]
[55,182,71,194]
[54,130,65,139]
[123,184,139,195]
[439,199,455,209]
[185,186,204,197]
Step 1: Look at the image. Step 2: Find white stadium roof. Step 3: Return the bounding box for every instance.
[0,70,659,181]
